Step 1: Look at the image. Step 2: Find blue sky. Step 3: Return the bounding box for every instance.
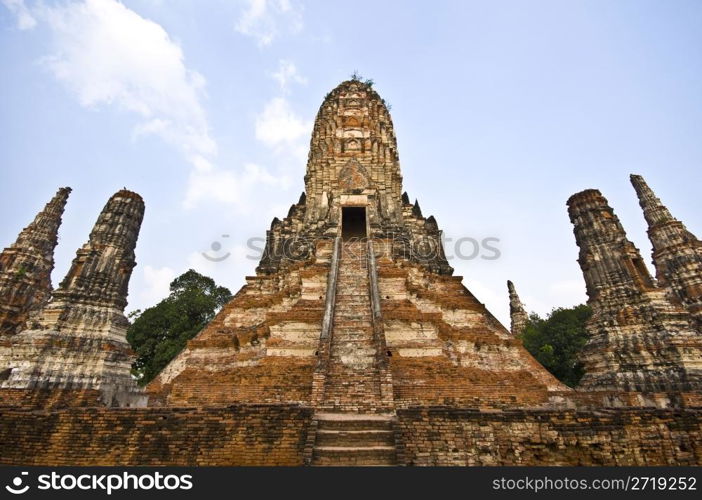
[1,0,701,326]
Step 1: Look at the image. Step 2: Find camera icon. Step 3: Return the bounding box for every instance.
[202,234,231,262]
[5,471,29,494]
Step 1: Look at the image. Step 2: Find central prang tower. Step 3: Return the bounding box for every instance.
[257,79,452,275]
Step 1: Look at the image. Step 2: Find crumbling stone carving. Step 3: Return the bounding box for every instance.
[0,189,146,406]
[631,174,702,330]
[0,187,70,335]
[567,189,702,392]
[507,280,529,336]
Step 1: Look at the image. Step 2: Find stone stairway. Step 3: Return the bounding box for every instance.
[308,239,399,466]
[310,412,397,466]
[321,239,383,412]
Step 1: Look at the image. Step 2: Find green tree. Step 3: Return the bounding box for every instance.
[126,269,232,385]
[519,304,592,387]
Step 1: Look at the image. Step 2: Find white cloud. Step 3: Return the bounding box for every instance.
[40,0,215,167]
[2,0,36,29]
[184,162,290,211]
[8,0,290,211]
[140,265,176,306]
[235,0,303,47]
[255,97,311,148]
[272,59,307,92]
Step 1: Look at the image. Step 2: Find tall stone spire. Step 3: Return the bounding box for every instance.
[567,189,702,392]
[49,189,144,317]
[0,187,71,335]
[507,280,528,336]
[630,174,674,227]
[0,189,146,406]
[256,79,452,275]
[630,174,702,327]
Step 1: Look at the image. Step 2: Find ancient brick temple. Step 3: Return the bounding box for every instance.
[0,80,701,466]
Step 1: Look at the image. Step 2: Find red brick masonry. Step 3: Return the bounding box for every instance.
[0,405,699,466]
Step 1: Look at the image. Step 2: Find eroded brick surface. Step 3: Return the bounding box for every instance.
[397,408,702,466]
[0,405,312,466]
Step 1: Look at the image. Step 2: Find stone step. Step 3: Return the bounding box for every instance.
[328,339,374,345]
[327,363,375,371]
[312,446,397,466]
[334,294,371,301]
[322,392,382,404]
[331,320,372,326]
[333,317,372,323]
[315,429,395,448]
[329,345,375,354]
[328,342,374,349]
[316,413,394,430]
[336,286,369,292]
[334,301,371,307]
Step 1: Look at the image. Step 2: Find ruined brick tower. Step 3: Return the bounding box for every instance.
[507,280,529,336]
[567,189,702,393]
[630,174,702,328]
[0,187,70,335]
[0,189,145,406]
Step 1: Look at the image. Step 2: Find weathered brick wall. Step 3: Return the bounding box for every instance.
[397,408,702,466]
[2,405,701,466]
[145,261,328,408]
[0,405,312,466]
[0,388,104,408]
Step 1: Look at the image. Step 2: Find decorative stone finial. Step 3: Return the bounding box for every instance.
[630,174,702,327]
[507,280,529,336]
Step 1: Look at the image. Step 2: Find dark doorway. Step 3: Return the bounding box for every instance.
[342,206,367,240]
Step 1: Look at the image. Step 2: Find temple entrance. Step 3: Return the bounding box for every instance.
[341,206,367,240]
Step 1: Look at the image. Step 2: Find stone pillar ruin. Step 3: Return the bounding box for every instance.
[630,174,702,329]
[0,187,71,335]
[507,280,529,336]
[0,189,146,406]
[567,189,702,393]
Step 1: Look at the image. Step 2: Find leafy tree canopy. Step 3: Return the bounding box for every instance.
[126,269,232,385]
[519,304,592,388]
